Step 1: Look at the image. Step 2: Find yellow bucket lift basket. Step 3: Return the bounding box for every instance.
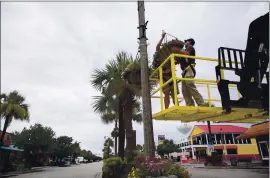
[150,53,268,124]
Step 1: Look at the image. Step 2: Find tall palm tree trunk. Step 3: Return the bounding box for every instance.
[118,96,125,159]
[123,88,133,171]
[114,119,118,156]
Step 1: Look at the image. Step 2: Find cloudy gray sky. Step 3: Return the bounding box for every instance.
[1,2,269,155]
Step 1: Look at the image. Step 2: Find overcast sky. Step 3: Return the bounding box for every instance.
[1,2,269,155]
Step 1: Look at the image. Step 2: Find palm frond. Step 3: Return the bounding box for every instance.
[0,91,30,126]
[101,113,117,124]
[7,91,25,105]
[90,68,110,91]
[90,51,145,125]
[13,105,25,119]
[6,103,14,116]
[92,95,110,114]
[20,104,30,121]
[132,113,142,124]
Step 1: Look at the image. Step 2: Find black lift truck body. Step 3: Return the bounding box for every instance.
[205,12,269,167]
[216,12,269,114]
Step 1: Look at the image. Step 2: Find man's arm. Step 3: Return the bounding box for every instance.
[171,48,190,55]
[172,46,193,55]
[156,31,166,51]
[178,50,190,55]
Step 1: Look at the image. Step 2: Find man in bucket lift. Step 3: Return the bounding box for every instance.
[171,38,207,106]
[152,31,179,109]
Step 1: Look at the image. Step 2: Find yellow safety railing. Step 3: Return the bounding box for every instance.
[150,53,240,111]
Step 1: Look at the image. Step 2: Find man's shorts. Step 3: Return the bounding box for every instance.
[162,72,180,99]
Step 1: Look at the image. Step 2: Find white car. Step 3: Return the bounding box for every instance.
[77,157,84,163]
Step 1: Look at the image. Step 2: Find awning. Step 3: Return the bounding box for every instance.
[1,145,24,152]
[214,145,238,149]
[214,145,224,149]
[226,145,237,149]
[235,121,269,140]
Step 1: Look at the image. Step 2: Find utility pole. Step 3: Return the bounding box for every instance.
[137,0,155,157]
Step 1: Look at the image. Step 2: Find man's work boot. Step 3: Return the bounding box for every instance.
[198,102,212,107]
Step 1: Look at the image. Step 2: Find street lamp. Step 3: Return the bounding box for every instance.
[104,136,111,158]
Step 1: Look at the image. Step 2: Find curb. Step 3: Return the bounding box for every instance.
[0,174,18,178]
[95,172,102,178]
[19,169,44,174]
[195,166,269,170]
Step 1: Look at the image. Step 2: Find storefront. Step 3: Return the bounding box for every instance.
[188,124,260,161]
[236,121,269,165]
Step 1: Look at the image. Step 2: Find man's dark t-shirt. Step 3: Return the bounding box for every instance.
[179,45,196,70]
[185,46,195,56]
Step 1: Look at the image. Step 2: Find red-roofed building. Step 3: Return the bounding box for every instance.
[0,131,13,146]
[179,124,260,162]
[195,125,248,134]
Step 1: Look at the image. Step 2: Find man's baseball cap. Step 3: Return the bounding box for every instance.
[184,38,195,46]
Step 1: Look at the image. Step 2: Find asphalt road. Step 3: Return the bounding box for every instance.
[14,162,103,178]
[13,162,269,178]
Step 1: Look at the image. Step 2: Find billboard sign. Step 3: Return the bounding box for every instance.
[158,135,165,145]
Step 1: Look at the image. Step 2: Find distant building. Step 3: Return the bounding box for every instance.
[169,138,190,159]
[185,124,260,161]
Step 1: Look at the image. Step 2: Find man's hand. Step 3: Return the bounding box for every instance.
[156,31,166,51]
[162,30,166,38]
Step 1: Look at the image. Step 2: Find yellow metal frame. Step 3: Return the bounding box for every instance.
[150,53,268,123]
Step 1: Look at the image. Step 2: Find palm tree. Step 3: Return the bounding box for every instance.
[0,91,30,146]
[91,51,141,167]
[0,91,29,173]
[93,94,119,156]
[92,90,142,158]
[103,137,114,159]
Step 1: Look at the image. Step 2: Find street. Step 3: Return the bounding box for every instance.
[12,162,269,178]
[14,162,102,178]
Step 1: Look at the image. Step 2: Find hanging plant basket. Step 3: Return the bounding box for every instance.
[129,69,141,86]
[122,60,158,90]
[152,39,184,69]
[122,61,141,87]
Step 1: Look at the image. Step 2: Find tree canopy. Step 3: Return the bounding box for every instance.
[12,123,55,153]
[156,139,180,157]
[11,123,97,164]
[102,137,114,159]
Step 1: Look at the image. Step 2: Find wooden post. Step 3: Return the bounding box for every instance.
[137,0,155,157]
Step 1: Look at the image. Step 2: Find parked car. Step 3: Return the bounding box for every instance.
[59,158,71,167]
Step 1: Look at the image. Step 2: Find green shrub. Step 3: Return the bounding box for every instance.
[165,163,191,178]
[102,157,126,177]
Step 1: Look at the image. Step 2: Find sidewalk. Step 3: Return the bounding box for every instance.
[0,167,44,178]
